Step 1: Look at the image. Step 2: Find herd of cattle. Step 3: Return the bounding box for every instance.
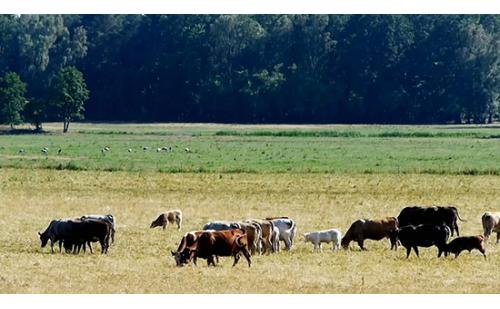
[38,206,500,267]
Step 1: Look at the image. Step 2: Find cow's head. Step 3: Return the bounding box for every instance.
[171,249,191,267]
[38,231,49,247]
[150,220,159,229]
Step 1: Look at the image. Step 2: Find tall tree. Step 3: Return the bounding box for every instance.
[0,72,27,128]
[51,66,89,133]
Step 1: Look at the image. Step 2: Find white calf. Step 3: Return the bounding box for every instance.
[303,229,342,252]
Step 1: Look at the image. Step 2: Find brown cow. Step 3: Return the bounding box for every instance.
[171,230,210,266]
[482,212,500,243]
[445,235,487,259]
[150,210,182,230]
[341,217,399,250]
[176,229,251,267]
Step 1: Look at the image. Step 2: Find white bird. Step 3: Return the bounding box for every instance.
[41,149,48,154]
[143,146,149,151]
[19,149,25,154]
[184,148,191,153]
[157,148,162,152]
[128,148,133,153]
[104,146,111,152]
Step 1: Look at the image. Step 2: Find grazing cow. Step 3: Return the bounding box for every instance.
[81,214,116,243]
[341,217,398,250]
[482,212,500,243]
[39,219,111,254]
[266,217,297,250]
[172,231,207,266]
[203,221,240,231]
[390,224,450,258]
[245,219,274,254]
[150,210,182,230]
[445,235,487,259]
[304,229,342,252]
[397,206,465,236]
[176,229,251,267]
[38,219,74,253]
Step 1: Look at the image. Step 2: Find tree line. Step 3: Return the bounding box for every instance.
[0,15,499,131]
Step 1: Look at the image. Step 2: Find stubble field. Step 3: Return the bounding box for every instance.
[0,123,499,293]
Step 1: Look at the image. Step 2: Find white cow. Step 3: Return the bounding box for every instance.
[203,221,241,231]
[266,217,297,250]
[482,212,500,243]
[303,229,342,252]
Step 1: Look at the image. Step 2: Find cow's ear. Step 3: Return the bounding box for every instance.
[38,232,41,236]
[171,251,176,256]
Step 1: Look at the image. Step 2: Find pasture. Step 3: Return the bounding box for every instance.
[0,123,499,293]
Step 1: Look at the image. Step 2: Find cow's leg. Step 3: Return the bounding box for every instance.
[413,246,419,257]
[111,229,115,244]
[241,248,252,267]
[99,238,106,254]
[266,238,273,255]
[454,222,460,237]
[357,238,366,250]
[88,242,93,254]
[438,247,443,258]
[49,240,55,254]
[284,236,292,251]
[497,232,499,244]
[177,218,181,230]
[454,251,461,259]
[58,240,62,253]
[319,243,323,252]
[405,246,411,258]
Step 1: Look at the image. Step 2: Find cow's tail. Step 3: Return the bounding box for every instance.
[444,225,452,241]
[454,208,466,222]
[235,235,247,248]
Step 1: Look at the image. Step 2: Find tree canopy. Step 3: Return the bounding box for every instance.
[0,15,499,129]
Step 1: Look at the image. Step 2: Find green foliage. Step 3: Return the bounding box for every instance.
[0,72,27,128]
[0,15,499,124]
[51,66,89,132]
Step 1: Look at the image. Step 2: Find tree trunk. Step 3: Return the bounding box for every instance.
[63,121,69,133]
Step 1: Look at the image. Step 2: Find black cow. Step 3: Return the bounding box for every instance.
[390,224,450,258]
[38,219,74,253]
[39,219,111,254]
[397,206,465,236]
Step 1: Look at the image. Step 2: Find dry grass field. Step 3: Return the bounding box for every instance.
[1,168,499,293]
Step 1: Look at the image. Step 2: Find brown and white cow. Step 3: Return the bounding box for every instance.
[341,217,399,250]
[175,229,251,267]
[482,212,500,243]
[150,210,182,230]
[238,222,262,255]
[245,219,274,254]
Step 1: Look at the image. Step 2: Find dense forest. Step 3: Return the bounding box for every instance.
[0,15,499,129]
